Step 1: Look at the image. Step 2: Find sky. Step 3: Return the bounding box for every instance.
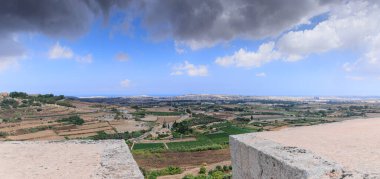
[1,0,380,96]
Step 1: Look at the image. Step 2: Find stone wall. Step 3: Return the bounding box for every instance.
[229,133,365,179]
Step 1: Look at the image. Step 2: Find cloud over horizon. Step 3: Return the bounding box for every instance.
[171,61,208,77]
[215,42,280,68]
[120,79,131,88]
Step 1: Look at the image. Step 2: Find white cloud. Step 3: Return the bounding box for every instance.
[170,71,183,76]
[215,42,280,68]
[115,52,129,62]
[75,54,93,63]
[277,1,380,70]
[48,42,74,59]
[214,1,380,76]
[343,62,353,72]
[120,79,131,88]
[256,72,266,77]
[0,57,19,72]
[277,23,341,61]
[174,41,185,54]
[48,42,92,64]
[346,76,365,81]
[171,61,208,77]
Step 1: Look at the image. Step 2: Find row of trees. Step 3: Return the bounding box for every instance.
[3,92,75,109]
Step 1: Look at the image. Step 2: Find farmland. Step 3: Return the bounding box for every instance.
[3,93,380,178]
[133,143,166,150]
[0,93,149,141]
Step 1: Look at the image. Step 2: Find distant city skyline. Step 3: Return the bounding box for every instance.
[1,0,380,96]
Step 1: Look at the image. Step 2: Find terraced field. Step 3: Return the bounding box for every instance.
[0,100,149,141]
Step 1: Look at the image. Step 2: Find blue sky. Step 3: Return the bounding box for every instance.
[1,0,380,96]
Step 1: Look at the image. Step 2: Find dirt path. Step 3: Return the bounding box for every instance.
[163,143,168,149]
[131,142,135,150]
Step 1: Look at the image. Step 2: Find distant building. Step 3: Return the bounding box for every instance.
[0,92,9,98]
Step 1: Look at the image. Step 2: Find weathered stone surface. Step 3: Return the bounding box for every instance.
[0,140,143,179]
[230,133,379,179]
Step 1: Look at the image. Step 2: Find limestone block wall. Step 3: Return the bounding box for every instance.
[229,133,364,179]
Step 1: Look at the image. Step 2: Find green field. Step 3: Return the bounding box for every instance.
[166,124,256,152]
[166,135,221,152]
[220,125,255,135]
[131,122,257,152]
[205,132,230,144]
[133,143,165,150]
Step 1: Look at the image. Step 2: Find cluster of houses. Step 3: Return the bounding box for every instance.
[0,92,9,99]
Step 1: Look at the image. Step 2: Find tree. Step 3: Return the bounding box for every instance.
[223,165,229,172]
[9,92,28,99]
[173,121,192,134]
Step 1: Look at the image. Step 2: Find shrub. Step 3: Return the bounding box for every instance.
[183,174,195,179]
[56,100,76,108]
[0,132,8,137]
[222,165,229,172]
[24,126,53,133]
[211,171,224,179]
[1,98,19,109]
[146,166,183,178]
[89,130,144,140]
[182,174,208,179]
[3,118,21,123]
[199,166,207,174]
[57,116,85,125]
[183,165,232,179]
[32,103,42,107]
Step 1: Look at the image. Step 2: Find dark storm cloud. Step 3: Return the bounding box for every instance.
[0,0,130,38]
[0,0,339,63]
[0,0,130,67]
[138,0,336,48]
[0,0,337,50]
